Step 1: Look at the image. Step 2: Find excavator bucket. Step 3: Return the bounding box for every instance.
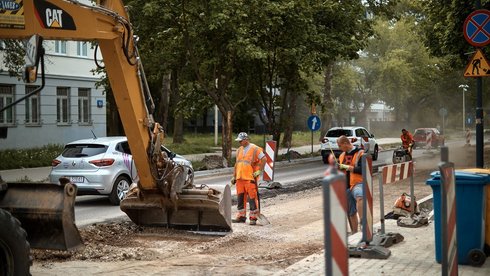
[0,181,82,250]
[121,184,232,232]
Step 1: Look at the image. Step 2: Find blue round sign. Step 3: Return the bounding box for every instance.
[464,9,490,47]
[307,115,321,131]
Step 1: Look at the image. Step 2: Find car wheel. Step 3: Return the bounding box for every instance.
[372,145,379,161]
[321,151,329,164]
[109,175,131,205]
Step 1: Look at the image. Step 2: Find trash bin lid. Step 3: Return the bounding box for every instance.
[426,169,490,186]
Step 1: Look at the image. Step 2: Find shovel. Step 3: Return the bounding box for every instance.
[253,176,270,226]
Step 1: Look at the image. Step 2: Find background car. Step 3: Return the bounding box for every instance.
[412,128,444,149]
[49,136,192,205]
[320,126,379,163]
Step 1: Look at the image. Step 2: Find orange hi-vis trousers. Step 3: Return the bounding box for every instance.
[235,179,260,220]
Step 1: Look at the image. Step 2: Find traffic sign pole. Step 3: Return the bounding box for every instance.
[307,115,321,155]
[477,78,484,167]
[463,6,487,168]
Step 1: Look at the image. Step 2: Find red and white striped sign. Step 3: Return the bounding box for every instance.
[465,129,471,145]
[263,140,276,181]
[381,161,414,184]
[323,170,348,276]
[362,156,374,243]
[440,165,458,276]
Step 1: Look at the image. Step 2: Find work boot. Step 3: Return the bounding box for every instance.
[249,218,257,225]
[232,216,246,223]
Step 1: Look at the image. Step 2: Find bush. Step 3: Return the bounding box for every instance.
[0,144,63,170]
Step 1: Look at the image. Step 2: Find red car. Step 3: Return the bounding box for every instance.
[412,128,445,149]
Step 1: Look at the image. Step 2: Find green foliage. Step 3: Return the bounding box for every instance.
[0,39,25,79]
[0,144,63,170]
[422,0,490,67]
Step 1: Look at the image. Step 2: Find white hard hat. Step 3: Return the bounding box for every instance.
[235,132,249,141]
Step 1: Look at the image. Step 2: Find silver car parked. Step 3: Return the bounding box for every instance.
[49,136,193,205]
[320,126,379,163]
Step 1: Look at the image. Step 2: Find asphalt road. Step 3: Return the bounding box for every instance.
[72,148,423,227]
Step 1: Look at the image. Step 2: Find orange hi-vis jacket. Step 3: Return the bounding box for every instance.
[401,132,414,148]
[235,143,262,181]
[339,148,364,190]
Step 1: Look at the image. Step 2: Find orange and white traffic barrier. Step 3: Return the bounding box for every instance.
[381,161,414,185]
[378,161,414,234]
[263,140,276,181]
[322,167,348,276]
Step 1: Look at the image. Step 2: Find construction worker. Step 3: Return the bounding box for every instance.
[231,132,266,225]
[401,129,414,159]
[328,135,364,234]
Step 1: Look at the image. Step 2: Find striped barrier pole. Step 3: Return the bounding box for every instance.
[439,147,458,276]
[322,166,348,276]
[426,131,433,150]
[465,128,471,146]
[409,161,415,215]
[258,140,282,189]
[361,155,373,244]
[263,140,276,182]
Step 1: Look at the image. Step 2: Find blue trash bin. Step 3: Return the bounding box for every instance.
[426,171,488,266]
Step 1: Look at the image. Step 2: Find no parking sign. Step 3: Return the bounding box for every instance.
[464,9,490,47]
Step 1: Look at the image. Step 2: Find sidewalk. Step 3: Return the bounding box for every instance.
[276,218,490,275]
[0,138,401,182]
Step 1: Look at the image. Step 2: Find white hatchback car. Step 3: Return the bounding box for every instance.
[320,126,379,163]
[49,136,192,205]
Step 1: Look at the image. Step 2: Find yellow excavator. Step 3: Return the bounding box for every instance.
[0,1,231,274]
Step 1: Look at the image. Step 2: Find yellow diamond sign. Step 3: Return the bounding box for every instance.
[464,49,490,77]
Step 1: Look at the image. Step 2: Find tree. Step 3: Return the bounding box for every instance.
[0,40,24,79]
[423,0,490,67]
[310,1,378,135]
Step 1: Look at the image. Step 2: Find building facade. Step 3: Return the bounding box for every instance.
[0,39,106,150]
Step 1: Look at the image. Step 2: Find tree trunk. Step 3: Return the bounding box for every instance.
[221,110,233,166]
[171,71,184,144]
[320,62,334,137]
[158,72,171,130]
[106,91,124,136]
[281,87,298,149]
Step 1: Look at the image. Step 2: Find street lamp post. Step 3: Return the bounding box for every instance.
[459,84,469,136]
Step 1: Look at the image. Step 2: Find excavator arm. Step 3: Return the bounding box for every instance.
[0,0,231,236]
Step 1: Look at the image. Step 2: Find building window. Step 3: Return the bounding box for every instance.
[25,86,40,125]
[57,87,70,124]
[78,88,91,124]
[54,40,67,54]
[0,85,15,126]
[77,42,88,57]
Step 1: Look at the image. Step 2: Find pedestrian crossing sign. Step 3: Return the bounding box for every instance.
[464,49,490,77]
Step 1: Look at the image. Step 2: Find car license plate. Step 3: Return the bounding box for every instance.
[69,176,84,183]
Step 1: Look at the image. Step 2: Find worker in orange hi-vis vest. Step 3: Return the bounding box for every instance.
[328,135,364,234]
[231,132,266,225]
[401,128,414,159]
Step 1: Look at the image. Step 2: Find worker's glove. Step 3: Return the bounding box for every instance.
[409,143,413,147]
[252,170,262,178]
[230,177,236,186]
[339,164,350,171]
